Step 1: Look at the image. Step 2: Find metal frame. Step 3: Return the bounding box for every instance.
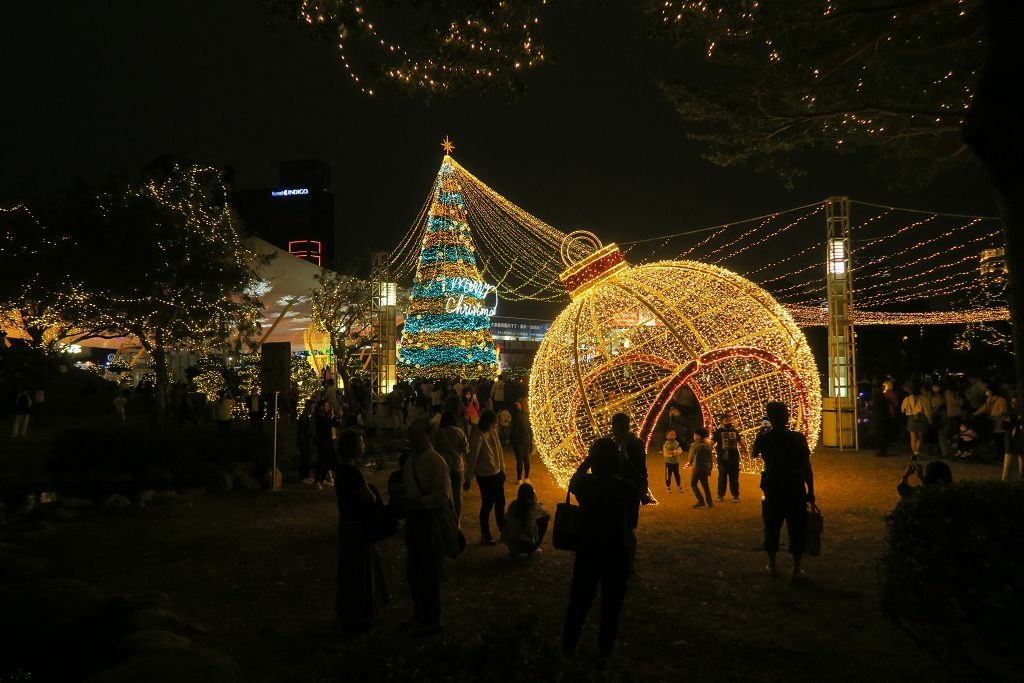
[825,196,859,449]
[370,251,397,417]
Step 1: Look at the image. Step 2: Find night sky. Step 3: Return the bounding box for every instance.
[1,1,1000,288]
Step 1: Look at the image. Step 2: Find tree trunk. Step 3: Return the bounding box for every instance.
[141,328,168,427]
[964,0,1024,408]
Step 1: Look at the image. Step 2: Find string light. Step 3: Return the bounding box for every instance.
[530,238,821,488]
[295,0,549,95]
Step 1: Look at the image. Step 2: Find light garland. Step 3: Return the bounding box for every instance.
[396,150,499,380]
[530,238,821,489]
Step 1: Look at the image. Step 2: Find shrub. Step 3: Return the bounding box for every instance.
[881,481,1024,679]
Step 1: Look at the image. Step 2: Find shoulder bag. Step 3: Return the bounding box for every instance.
[552,490,582,551]
[805,502,823,557]
[411,453,465,558]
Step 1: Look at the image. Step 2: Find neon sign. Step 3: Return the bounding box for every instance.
[271,188,310,197]
[443,277,498,316]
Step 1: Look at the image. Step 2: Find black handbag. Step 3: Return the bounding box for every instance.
[362,484,399,543]
[552,491,582,551]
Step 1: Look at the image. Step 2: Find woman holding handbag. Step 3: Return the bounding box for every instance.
[334,429,389,634]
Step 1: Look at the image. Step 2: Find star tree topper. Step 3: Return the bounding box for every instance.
[441,135,455,155]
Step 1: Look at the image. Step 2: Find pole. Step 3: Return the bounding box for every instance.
[272,390,279,491]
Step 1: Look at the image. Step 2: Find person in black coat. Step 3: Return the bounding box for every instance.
[562,438,643,657]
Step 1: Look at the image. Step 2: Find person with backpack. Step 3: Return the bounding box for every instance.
[11,388,32,437]
[686,427,714,508]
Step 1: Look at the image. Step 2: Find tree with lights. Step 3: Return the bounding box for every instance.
[397,143,499,380]
[71,158,265,421]
[309,270,373,392]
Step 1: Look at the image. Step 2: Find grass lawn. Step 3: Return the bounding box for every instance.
[20,436,1001,682]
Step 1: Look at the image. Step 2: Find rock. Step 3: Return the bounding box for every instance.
[59,496,95,509]
[145,466,176,489]
[136,489,156,507]
[228,461,256,475]
[233,472,261,492]
[206,470,233,494]
[116,630,191,657]
[0,578,105,632]
[101,494,132,510]
[108,591,171,613]
[84,647,239,683]
[125,608,209,637]
[0,553,49,580]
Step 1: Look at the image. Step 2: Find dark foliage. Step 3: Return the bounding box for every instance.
[881,480,1024,679]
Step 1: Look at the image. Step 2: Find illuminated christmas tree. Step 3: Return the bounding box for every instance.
[397,139,499,380]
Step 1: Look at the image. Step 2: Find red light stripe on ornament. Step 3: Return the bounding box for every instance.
[561,248,626,295]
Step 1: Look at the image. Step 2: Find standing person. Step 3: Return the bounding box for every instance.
[974,387,1009,460]
[502,482,550,557]
[296,400,315,484]
[882,380,901,449]
[214,390,235,432]
[901,386,931,461]
[465,410,506,545]
[247,387,263,429]
[609,412,649,572]
[386,384,406,432]
[926,383,945,456]
[870,381,893,457]
[113,391,128,422]
[752,401,815,581]
[11,387,32,437]
[510,399,533,485]
[686,428,714,508]
[662,429,684,494]
[713,414,743,503]
[562,438,644,658]
[1002,396,1023,481]
[401,419,452,635]
[461,388,481,436]
[492,375,506,412]
[433,412,469,522]
[313,400,338,490]
[943,384,964,457]
[334,429,388,633]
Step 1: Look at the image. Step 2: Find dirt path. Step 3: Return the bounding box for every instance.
[31,446,998,681]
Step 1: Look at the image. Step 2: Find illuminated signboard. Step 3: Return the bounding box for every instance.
[490,317,551,342]
[270,188,310,197]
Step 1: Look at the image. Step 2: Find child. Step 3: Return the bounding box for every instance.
[113,392,128,422]
[713,413,743,503]
[663,429,684,493]
[686,427,714,508]
[502,483,550,557]
[954,421,978,459]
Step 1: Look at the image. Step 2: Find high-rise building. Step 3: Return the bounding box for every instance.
[232,160,334,268]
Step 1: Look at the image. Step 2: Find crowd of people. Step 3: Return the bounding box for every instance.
[325,373,827,660]
[867,374,1022,480]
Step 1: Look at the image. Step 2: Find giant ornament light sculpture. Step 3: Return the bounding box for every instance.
[529,232,822,488]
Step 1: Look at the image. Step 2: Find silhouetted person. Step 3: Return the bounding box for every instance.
[751,401,815,581]
[897,459,953,499]
[562,438,643,657]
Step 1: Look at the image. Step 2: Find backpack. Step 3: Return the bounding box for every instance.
[15,393,31,411]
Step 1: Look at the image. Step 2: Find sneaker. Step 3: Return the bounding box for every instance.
[708,500,714,507]
[481,537,496,546]
[515,479,523,486]
[766,565,780,578]
[791,570,808,583]
[716,496,724,502]
[523,478,531,484]
[732,496,739,503]
[692,502,706,508]
[667,487,672,494]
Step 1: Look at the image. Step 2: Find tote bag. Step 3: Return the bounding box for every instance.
[805,503,823,557]
[552,491,582,551]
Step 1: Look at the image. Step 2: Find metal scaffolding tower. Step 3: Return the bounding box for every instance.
[824,196,858,449]
[369,252,397,417]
